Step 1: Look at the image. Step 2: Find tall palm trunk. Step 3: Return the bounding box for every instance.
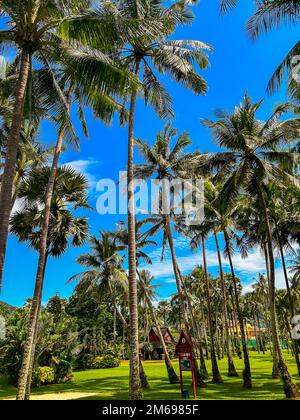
[107,279,149,389]
[163,216,205,383]
[0,47,31,292]
[223,230,252,389]
[264,242,280,378]
[255,308,265,354]
[127,59,142,400]
[164,215,187,323]
[177,268,208,381]
[214,231,238,377]
[258,187,299,399]
[201,237,223,384]
[275,224,300,376]
[24,254,49,400]
[16,123,67,400]
[143,289,179,384]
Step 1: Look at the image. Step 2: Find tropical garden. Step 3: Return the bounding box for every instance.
[0,0,300,401]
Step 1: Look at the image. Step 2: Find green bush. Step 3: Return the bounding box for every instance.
[32,366,55,388]
[91,356,120,369]
[53,359,73,383]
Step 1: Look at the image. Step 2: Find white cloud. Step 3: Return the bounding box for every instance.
[144,245,266,280]
[143,238,291,296]
[64,159,100,190]
[241,268,288,295]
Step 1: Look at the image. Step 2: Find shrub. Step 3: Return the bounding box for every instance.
[32,366,55,388]
[91,356,120,369]
[53,359,73,383]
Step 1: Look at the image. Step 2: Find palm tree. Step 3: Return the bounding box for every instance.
[135,122,198,318]
[10,166,89,398]
[220,0,300,94]
[137,269,179,384]
[0,0,93,292]
[16,44,136,397]
[198,180,239,377]
[71,231,129,332]
[203,93,300,398]
[186,229,223,384]
[106,0,211,398]
[15,81,77,401]
[70,230,150,390]
[135,122,209,382]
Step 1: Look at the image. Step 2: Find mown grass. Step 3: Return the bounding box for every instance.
[1,351,299,400]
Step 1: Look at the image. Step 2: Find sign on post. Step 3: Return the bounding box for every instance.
[176,331,197,400]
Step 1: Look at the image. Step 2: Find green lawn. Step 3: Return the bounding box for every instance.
[1,352,300,400]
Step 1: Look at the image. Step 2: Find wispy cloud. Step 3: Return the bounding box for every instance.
[64,159,100,190]
[142,237,288,293]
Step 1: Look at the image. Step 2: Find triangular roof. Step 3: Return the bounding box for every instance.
[175,330,193,352]
[149,327,176,343]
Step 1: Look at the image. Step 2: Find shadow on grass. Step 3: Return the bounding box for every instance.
[1,352,299,400]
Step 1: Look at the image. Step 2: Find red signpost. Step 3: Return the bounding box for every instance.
[176,331,197,400]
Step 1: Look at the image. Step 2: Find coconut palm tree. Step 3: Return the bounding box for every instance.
[0,0,92,292]
[70,230,150,390]
[196,180,239,378]
[184,227,223,384]
[71,231,129,331]
[103,0,212,398]
[10,165,90,398]
[135,122,209,381]
[135,122,198,317]
[137,269,179,384]
[220,0,300,94]
[203,93,300,398]
[0,0,141,292]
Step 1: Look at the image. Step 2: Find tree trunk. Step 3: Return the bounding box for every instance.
[164,215,187,324]
[258,186,299,399]
[253,310,260,353]
[24,255,49,400]
[276,224,300,376]
[107,278,149,390]
[223,230,252,389]
[143,287,179,384]
[16,123,66,400]
[264,242,280,378]
[201,237,223,384]
[255,309,265,354]
[127,59,142,400]
[0,47,31,292]
[176,268,208,382]
[214,231,238,377]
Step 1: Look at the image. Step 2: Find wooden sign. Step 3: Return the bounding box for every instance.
[175,331,197,400]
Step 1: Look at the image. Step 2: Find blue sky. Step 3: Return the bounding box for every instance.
[2,1,298,306]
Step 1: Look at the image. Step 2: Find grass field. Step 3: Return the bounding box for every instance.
[1,351,300,400]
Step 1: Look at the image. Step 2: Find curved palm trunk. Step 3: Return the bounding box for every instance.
[24,254,49,400]
[201,237,223,384]
[258,187,299,399]
[0,47,31,293]
[264,242,280,378]
[16,124,66,400]
[164,215,187,324]
[214,232,238,377]
[177,268,208,382]
[164,216,205,384]
[223,230,252,389]
[127,59,143,400]
[275,224,300,376]
[144,292,179,384]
